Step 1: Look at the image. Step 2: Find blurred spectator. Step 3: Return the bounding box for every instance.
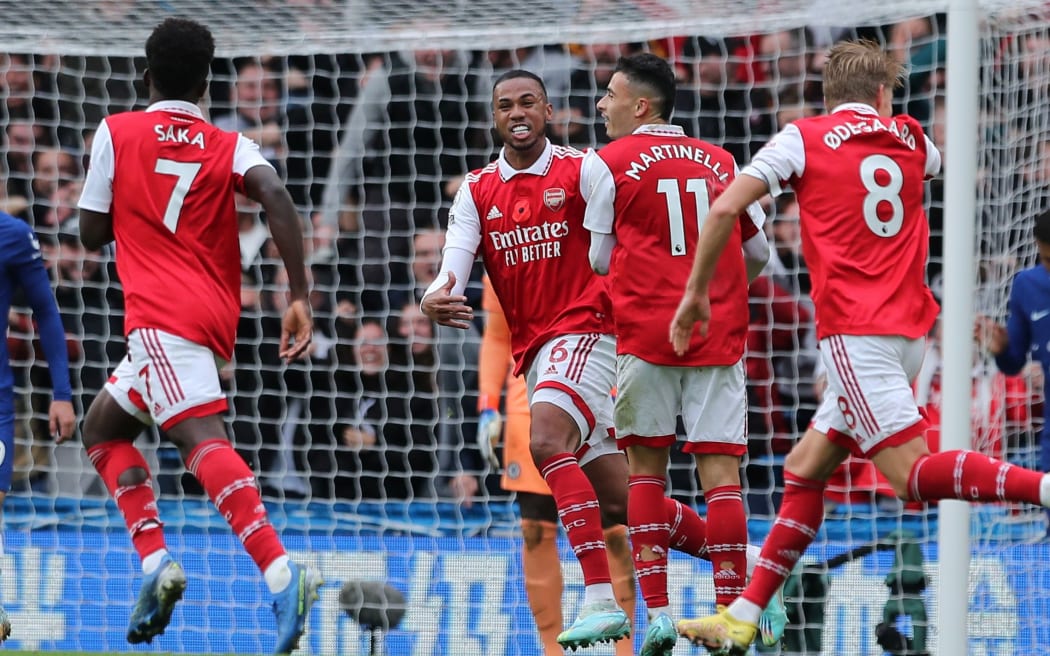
[672,37,751,162]
[769,194,811,296]
[482,45,577,110]
[30,147,79,231]
[4,118,50,213]
[319,48,489,316]
[327,317,439,501]
[553,42,640,148]
[214,58,286,171]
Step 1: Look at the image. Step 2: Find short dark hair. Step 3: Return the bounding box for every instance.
[614,53,676,121]
[145,17,215,99]
[492,69,548,99]
[1034,209,1050,244]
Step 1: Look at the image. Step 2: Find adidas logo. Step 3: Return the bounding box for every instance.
[544,365,558,375]
[486,206,503,220]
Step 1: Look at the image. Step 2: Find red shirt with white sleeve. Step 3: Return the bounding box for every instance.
[583,124,759,366]
[445,140,613,375]
[743,103,941,340]
[78,100,272,361]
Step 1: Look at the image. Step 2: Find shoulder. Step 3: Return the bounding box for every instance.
[465,161,500,185]
[552,144,586,160]
[103,110,143,128]
[1014,266,1043,286]
[0,213,36,252]
[0,212,30,237]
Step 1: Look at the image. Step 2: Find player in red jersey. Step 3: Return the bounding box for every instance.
[671,39,1050,654]
[422,69,633,650]
[582,53,785,656]
[423,69,749,651]
[74,18,320,654]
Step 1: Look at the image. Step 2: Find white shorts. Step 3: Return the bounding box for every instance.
[811,334,927,456]
[105,328,228,430]
[526,333,619,466]
[615,354,747,456]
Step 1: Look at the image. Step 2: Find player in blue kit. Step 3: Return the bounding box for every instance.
[0,211,76,642]
[982,208,1050,479]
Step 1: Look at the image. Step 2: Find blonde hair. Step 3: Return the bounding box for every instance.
[822,40,902,108]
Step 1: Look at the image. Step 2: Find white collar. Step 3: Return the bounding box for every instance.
[497,139,553,180]
[829,102,879,116]
[631,123,686,137]
[146,100,205,119]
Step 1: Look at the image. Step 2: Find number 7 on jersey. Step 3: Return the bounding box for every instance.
[154,158,202,233]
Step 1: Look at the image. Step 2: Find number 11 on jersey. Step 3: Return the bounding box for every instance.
[657,178,711,256]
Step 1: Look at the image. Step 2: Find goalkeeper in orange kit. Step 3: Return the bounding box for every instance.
[478,275,637,656]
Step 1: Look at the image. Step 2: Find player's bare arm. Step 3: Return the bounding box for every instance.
[421,271,474,329]
[244,164,313,361]
[671,174,768,353]
[79,209,114,251]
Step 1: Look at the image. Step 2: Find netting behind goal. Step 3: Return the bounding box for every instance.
[1,1,1049,654]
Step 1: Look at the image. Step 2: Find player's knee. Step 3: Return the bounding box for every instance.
[600,501,627,526]
[529,407,580,464]
[521,518,547,550]
[529,431,575,466]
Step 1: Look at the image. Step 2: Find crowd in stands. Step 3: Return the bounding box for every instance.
[0,13,1044,512]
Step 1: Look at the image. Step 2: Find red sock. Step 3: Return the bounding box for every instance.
[742,472,825,609]
[908,450,1044,504]
[628,475,670,608]
[187,439,286,571]
[87,441,167,561]
[705,485,747,606]
[665,497,709,559]
[540,453,610,586]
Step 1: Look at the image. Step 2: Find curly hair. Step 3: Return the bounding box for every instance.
[145,17,215,99]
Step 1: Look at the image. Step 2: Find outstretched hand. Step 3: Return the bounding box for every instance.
[669,290,711,356]
[420,272,474,329]
[50,400,76,444]
[280,298,314,362]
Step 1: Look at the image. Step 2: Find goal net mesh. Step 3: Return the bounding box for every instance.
[1,0,1048,653]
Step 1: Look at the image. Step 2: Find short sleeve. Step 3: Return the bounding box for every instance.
[581,149,616,235]
[78,119,115,213]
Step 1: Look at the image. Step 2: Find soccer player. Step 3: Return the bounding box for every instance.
[980,208,1050,480]
[0,212,76,642]
[582,53,785,656]
[422,69,633,649]
[73,17,321,654]
[670,39,1050,654]
[477,274,637,656]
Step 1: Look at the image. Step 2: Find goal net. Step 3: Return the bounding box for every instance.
[1,0,1048,653]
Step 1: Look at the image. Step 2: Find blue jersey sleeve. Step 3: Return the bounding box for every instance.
[995,272,1032,376]
[6,224,73,401]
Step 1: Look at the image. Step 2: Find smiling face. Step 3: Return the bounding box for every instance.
[596,71,640,140]
[354,321,388,375]
[492,75,552,166]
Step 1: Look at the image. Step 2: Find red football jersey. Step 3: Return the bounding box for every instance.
[583,125,749,366]
[79,101,270,360]
[746,104,940,340]
[446,141,613,375]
